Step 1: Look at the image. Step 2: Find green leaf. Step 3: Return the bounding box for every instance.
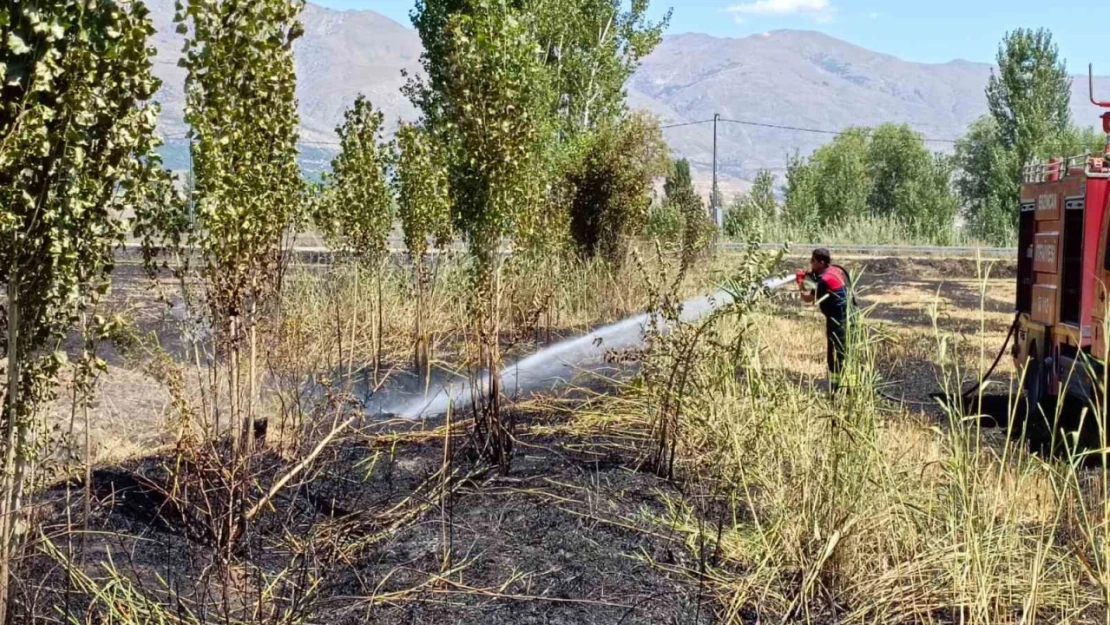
[7,33,30,55]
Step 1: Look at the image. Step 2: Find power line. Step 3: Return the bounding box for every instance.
[662,116,960,144]
[720,117,960,143]
[661,119,714,130]
[719,117,848,137]
[162,115,961,149]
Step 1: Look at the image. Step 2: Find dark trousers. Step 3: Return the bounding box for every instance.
[826,316,846,389]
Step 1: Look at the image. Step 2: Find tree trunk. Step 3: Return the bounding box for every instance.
[348,267,358,382]
[439,404,453,573]
[229,316,241,455]
[414,257,429,380]
[245,310,257,455]
[580,16,614,130]
[333,273,343,380]
[82,373,91,562]
[375,265,384,386]
[479,254,510,474]
[0,276,21,625]
[493,259,509,474]
[415,299,426,376]
[227,315,242,558]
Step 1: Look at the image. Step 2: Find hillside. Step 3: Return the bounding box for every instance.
[145,1,1110,194]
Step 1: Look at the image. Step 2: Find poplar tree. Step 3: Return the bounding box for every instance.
[955,29,1073,242]
[172,0,306,459]
[987,28,1072,168]
[410,0,668,136]
[317,97,393,268]
[437,2,555,472]
[393,122,453,378]
[315,96,394,379]
[0,1,164,619]
[408,0,669,469]
[725,170,777,237]
[532,0,669,133]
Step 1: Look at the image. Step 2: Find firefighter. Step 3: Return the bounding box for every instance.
[797,248,851,391]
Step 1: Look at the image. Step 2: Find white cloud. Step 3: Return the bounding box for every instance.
[727,0,833,22]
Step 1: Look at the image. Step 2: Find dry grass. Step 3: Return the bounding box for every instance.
[44,245,732,465]
[571,255,1109,623]
[35,246,1110,624]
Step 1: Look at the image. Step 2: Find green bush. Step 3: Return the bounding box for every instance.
[780,124,958,244]
[645,202,685,241]
[650,159,716,261]
[724,169,777,238]
[567,113,669,264]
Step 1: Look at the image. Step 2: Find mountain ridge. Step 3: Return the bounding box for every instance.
[145,1,1110,197]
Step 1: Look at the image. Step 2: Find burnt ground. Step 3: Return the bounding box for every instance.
[17,405,714,624]
[14,253,1045,623]
[21,259,715,623]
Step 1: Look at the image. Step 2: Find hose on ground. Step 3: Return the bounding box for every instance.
[959,312,1021,400]
[877,313,1021,408]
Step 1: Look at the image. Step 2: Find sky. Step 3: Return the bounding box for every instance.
[326,0,1106,73]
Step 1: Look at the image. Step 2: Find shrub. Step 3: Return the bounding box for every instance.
[567,113,669,265]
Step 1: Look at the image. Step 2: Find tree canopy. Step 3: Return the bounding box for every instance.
[954,29,1079,242]
[782,124,958,242]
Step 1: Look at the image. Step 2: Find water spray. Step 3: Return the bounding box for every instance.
[389,274,795,419]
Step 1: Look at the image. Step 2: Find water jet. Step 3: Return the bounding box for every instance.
[388,275,794,419]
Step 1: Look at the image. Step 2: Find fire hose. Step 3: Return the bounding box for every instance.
[878,313,1021,408]
[956,313,1021,400]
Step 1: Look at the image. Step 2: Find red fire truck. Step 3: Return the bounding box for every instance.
[1012,68,1110,416]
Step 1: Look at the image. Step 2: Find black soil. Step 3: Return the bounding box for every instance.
[20,410,712,624]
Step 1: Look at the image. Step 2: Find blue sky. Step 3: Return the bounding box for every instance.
[331,0,1103,72]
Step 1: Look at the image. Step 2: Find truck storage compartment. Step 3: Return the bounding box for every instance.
[1061,197,1085,324]
[1032,284,1059,325]
[1017,202,1035,313]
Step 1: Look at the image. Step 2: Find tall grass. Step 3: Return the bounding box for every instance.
[278,243,730,381]
[745,215,1010,248]
[593,257,1106,623]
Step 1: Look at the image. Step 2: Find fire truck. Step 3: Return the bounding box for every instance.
[1012,68,1110,416]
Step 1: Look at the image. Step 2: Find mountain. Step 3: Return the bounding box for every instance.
[626,31,992,192]
[147,0,421,142]
[143,1,1110,196]
[627,30,1110,197]
[147,0,422,175]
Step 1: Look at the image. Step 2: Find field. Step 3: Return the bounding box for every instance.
[47,253,1018,465]
[16,246,1107,624]
[6,0,1103,622]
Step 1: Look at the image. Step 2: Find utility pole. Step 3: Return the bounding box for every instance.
[712,113,721,229]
